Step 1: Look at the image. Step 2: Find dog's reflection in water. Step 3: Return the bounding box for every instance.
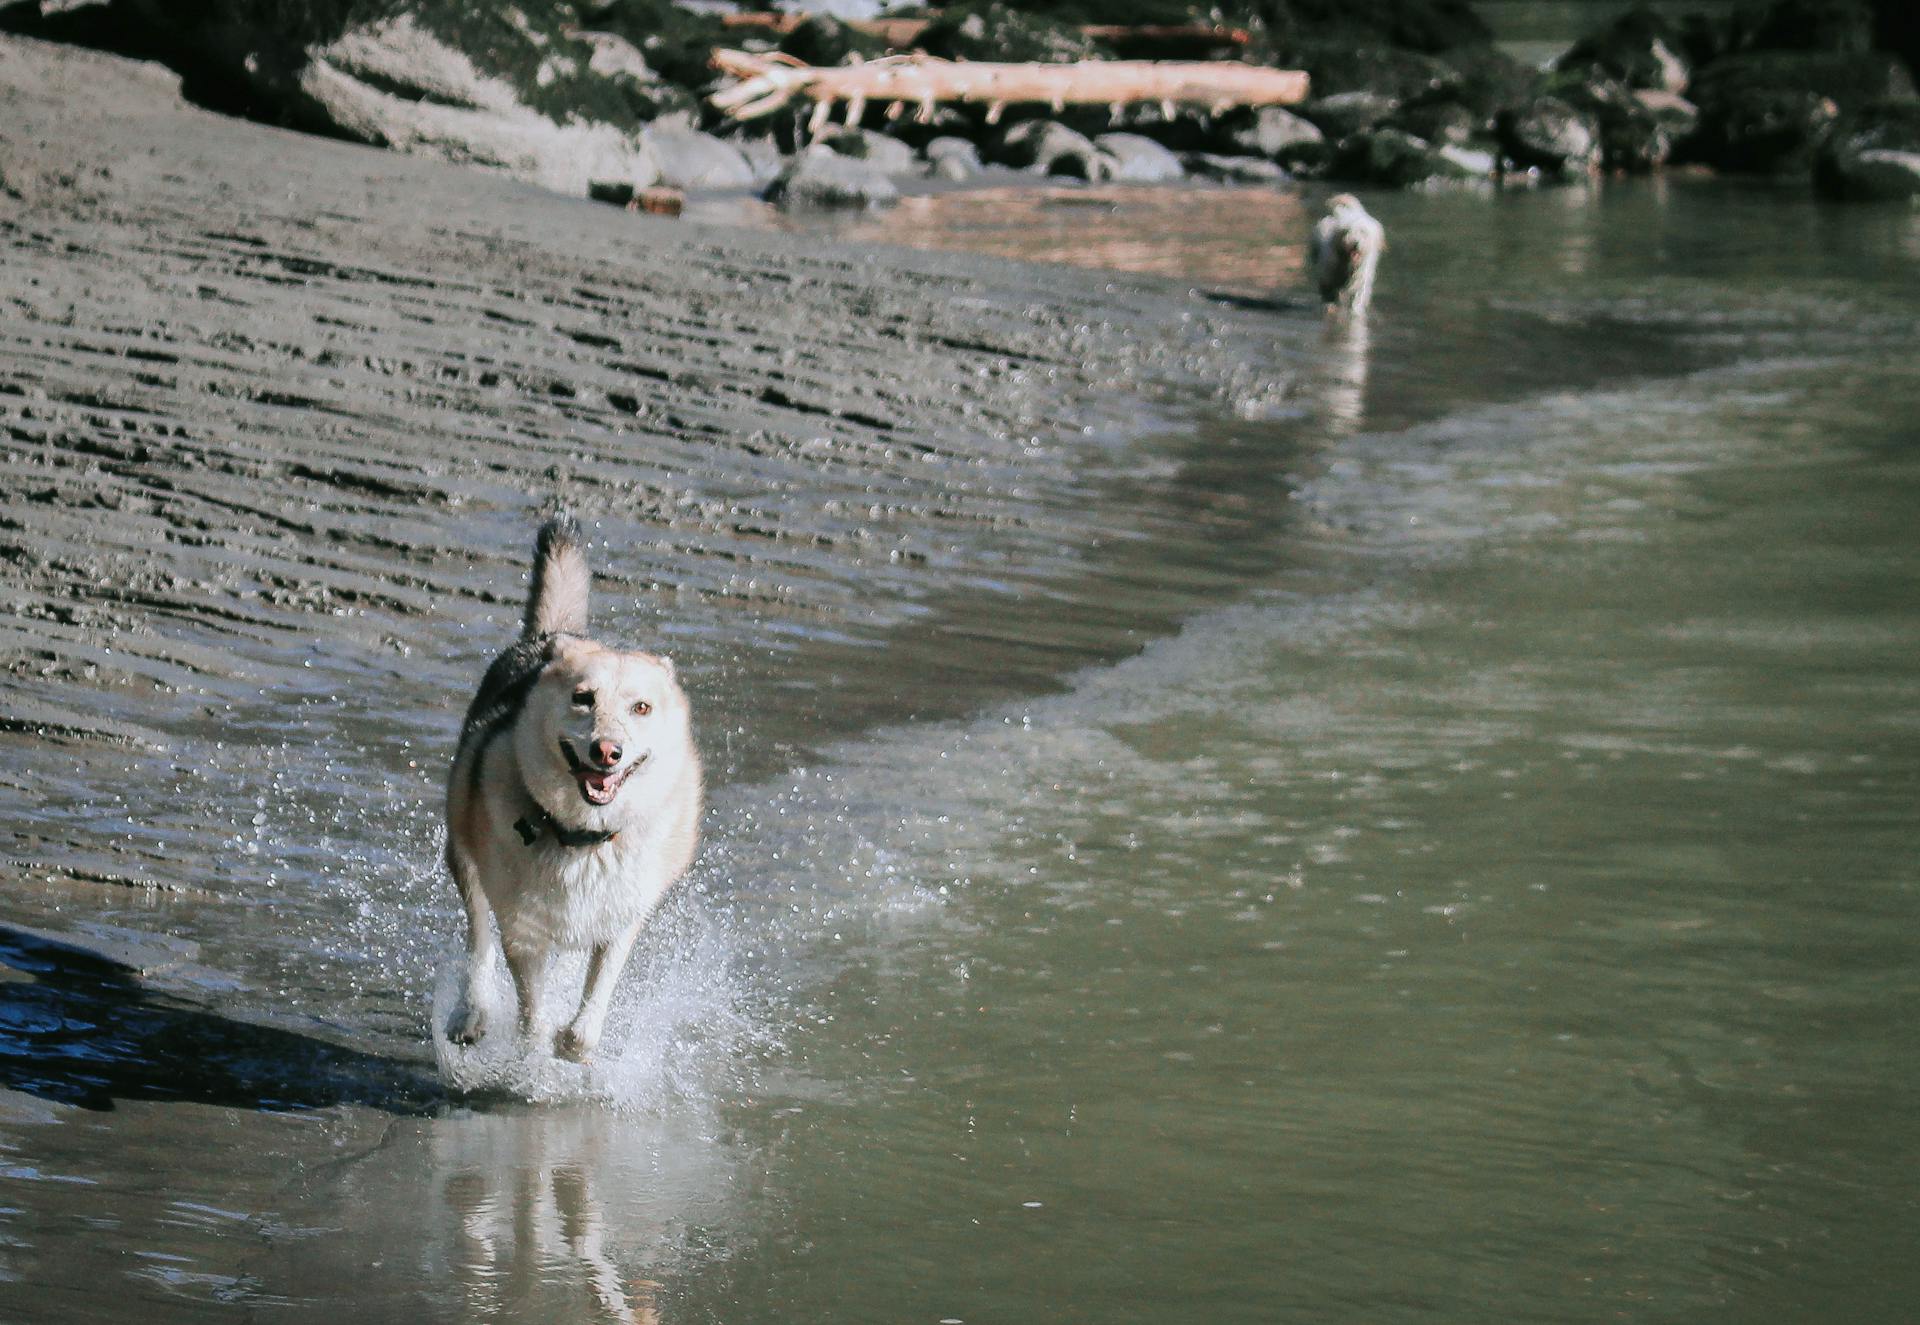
[1317,313,1373,439]
[283,1099,740,1322]
[429,1105,725,1323]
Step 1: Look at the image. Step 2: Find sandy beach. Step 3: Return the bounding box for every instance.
[0,33,1292,896]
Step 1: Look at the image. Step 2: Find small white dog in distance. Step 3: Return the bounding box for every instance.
[1311,193,1386,317]
[444,516,702,1063]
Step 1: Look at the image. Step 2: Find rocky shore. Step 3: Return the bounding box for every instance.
[4,0,1915,204]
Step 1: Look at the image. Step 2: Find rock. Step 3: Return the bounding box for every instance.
[820,127,919,176]
[1682,49,1911,172]
[1814,99,1920,198]
[928,157,974,182]
[568,29,655,85]
[1211,106,1327,159]
[295,20,658,200]
[1598,112,1678,171]
[1049,149,1115,182]
[1558,8,1692,94]
[1301,91,1402,141]
[1689,50,1915,116]
[1093,133,1184,182]
[914,3,1099,64]
[762,145,899,210]
[1820,146,1920,196]
[1180,153,1289,184]
[1437,143,1498,176]
[1394,100,1475,147]
[640,124,753,189]
[988,119,1082,169]
[1549,75,1688,171]
[988,119,1108,179]
[0,0,759,202]
[1198,106,1328,174]
[924,136,981,166]
[729,134,786,185]
[1496,97,1602,177]
[922,136,983,181]
[1686,86,1842,172]
[1634,89,1702,125]
[1334,127,1488,186]
[309,14,519,115]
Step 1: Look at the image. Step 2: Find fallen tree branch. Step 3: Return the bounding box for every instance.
[710,51,1309,135]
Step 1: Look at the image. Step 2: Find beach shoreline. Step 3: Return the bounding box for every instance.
[0,32,1298,901]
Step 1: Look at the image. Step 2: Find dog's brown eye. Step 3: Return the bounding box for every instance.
[571,689,593,708]
[631,700,651,717]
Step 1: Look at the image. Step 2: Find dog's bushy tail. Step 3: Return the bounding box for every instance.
[523,515,590,638]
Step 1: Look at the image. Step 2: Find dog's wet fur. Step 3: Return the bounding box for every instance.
[444,517,702,1062]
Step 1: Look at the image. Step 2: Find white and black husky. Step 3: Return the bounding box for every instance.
[444,516,702,1062]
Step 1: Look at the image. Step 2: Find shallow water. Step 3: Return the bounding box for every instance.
[5,175,1919,1322]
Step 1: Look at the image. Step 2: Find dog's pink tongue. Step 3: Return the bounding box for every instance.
[582,769,616,804]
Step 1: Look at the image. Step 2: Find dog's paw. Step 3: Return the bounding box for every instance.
[447,1004,487,1046]
[554,1023,595,1063]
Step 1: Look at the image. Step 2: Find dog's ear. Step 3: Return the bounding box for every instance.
[655,654,676,680]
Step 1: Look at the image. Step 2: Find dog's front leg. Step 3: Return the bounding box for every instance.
[447,848,496,1045]
[556,920,644,1063]
[502,938,547,1044]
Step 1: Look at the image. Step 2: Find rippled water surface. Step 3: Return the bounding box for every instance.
[4,176,1918,1323]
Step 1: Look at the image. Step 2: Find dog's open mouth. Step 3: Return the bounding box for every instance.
[577,765,628,806]
[561,740,643,807]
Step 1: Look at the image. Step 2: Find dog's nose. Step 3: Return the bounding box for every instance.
[590,739,622,768]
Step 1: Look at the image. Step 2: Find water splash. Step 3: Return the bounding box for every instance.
[429,884,766,1111]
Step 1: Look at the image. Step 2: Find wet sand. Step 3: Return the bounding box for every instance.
[0,35,1295,898]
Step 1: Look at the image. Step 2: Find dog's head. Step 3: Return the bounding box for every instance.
[513,636,693,824]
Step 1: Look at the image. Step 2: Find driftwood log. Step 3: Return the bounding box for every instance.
[710,50,1310,136]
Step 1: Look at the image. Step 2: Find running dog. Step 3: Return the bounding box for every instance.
[444,516,702,1062]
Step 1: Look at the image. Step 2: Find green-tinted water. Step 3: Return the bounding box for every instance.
[695,353,1920,1325]
[4,178,1918,1322]
[643,180,1920,1324]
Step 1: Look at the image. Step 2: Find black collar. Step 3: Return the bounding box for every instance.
[514,805,618,850]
